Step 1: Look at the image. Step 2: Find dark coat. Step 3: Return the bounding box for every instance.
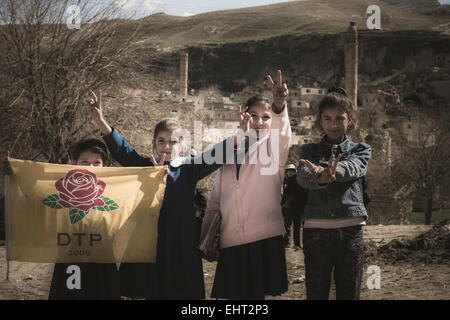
[282,175,309,216]
[103,128,233,299]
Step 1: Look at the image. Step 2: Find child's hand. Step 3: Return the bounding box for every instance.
[316,154,342,184]
[299,159,324,183]
[151,154,170,175]
[238,105,252,133]
[151,153,166,166]
[2,158,12,176]
[267,70,289,112]
[88,90,112,135]
[88,90,104,123]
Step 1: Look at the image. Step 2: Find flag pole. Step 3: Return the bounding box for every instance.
[5,153,10,281]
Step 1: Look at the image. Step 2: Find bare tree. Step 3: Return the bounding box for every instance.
[391,107,450,225]
[0,0,140,163]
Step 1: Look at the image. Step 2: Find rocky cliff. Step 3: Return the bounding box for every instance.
[177,30,450,94]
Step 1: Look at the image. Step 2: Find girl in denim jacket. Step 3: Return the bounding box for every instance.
[296,87,371,300]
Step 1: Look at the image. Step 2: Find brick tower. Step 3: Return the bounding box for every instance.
[344,22,358,110]
[179,51,188,97]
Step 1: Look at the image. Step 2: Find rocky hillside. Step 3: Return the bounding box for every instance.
[379,0,442,13]
[122,0,449,50]
[169,30,449,94]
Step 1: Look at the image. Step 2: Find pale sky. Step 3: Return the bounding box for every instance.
[116,0,298,18]
[115,0,450,18]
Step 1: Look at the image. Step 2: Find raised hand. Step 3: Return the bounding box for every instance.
[88,90,112,136]
[316,153,342,184]
[88,90,103,123]
[151,153,170,175]
[267,70,289,112]
[299,159,324,183]
[151,153,167,166]
[238,105,253,133]
[300,153,342,185]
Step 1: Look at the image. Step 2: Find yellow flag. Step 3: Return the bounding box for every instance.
[6,158,166,263]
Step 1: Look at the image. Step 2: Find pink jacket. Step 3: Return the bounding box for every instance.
[202,106,291,249]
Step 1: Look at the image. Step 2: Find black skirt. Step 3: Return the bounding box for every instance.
[118,262,160,299]
[211,235,289,300]
[48,263,120,300]
[117,211,205,300]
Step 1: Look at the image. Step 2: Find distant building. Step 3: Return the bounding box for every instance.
[170,108,179,120]
[290,100,310,112]
[405,49,450,74]
[299,87,327,96]
[288,85,326,115]
[206,96,235,110]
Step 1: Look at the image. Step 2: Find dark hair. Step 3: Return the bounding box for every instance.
[316,87,355,131]
[72,138,109,164]
[153,118,181,140]
[327,86,348,96]
[245,95,271,112]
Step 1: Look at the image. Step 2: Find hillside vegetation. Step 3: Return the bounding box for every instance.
[120,0,449,49]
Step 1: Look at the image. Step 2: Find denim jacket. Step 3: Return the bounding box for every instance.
[296,136,371,220]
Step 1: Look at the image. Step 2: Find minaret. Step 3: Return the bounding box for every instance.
[179,51,188,97]
[344,22,358,110]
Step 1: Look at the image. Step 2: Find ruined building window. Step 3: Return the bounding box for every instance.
[319,90,323,94]
[306,89,310,93]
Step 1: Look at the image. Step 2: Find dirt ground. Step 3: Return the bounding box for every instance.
[0,225,449,300]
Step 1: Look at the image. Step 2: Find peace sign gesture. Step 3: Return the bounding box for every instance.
[87,89,112,136]
[150,153,166,167]
[317,154,342,184]
[267,70,289,112]
[300,154,342,185]
[88,90,103,123]
[238,105,253,133]
[299,159,324,183]
[149,154,170,176]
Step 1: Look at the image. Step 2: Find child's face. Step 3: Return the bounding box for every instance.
[320,107,351,142]
[154,129,181,161]
[248,102,272,139]
[76,150,104,167]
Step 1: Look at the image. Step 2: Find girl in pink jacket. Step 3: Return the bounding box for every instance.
[201,70,291,299]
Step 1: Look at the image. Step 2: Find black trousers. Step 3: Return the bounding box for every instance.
[283,207,303,247]
[303,226,365,300]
